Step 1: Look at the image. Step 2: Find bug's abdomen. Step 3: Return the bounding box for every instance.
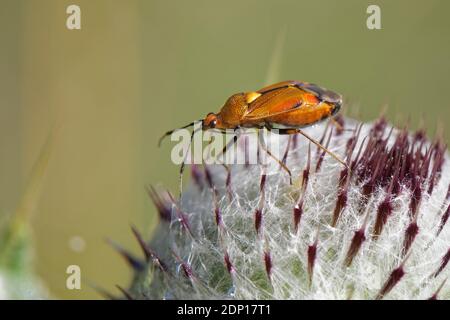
[267,102,335,128]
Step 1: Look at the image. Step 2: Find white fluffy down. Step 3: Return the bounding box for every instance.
[136,118,450,300]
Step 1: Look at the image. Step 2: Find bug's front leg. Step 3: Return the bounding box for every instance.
[214,129,241,201]
[213,128,241,165]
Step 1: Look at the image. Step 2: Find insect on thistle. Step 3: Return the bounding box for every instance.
[158,80,347,193]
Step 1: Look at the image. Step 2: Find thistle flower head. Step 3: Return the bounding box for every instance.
[127,116,450,300]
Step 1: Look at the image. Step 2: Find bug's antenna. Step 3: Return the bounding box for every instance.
[179,126,202,199]
[158,121,199,147]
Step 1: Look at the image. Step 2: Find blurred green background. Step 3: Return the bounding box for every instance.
[0,0,449,299]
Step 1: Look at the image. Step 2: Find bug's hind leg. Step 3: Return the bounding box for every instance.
[273,127,348,169]
[258,129,293,185]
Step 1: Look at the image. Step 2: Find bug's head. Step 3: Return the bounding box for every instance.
[202,112,222,130]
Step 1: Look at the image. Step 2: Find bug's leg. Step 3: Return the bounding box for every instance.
[330,117,344,132]
[214,129,241,165]
[258,129,293,185]
[209,130,241,200]
[281,135,292,166]
[267,121,293,166]
[203,135,215,164]
[275,128,348,169]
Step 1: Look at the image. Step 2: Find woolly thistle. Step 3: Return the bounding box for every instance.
[120,116,450,300]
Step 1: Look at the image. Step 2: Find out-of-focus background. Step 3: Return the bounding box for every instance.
[0,0,449,299]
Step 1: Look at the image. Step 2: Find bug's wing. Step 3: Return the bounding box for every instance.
[258,81,342,106]
[257,80,305,94]
[245,86,313,120]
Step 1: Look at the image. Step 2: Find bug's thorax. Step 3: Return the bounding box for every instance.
[215,92,262,129]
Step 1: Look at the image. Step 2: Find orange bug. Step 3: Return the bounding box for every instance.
[159,80,346,192]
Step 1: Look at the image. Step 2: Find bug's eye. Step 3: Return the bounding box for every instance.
[204,113,218,129]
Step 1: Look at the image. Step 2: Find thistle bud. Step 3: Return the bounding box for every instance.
[126,117,450,300]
